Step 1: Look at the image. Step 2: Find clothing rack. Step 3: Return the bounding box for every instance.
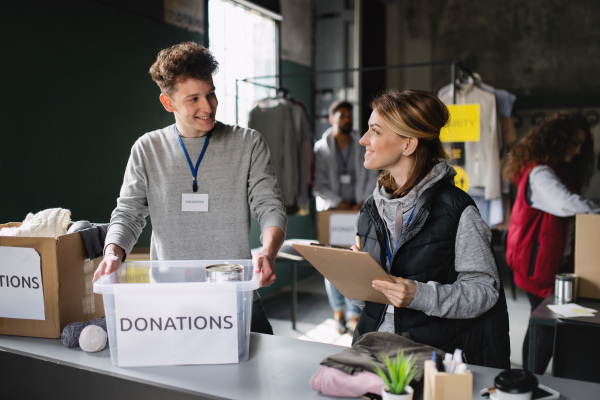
[235,60,473,124]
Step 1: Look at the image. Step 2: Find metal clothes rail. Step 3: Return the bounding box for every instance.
[235,59,474,124]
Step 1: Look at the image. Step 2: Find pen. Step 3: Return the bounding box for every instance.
[444,353,454,373]
[432,351,445,372]
[453,348,463,364]
[356,235,362,250]
[454,363,467,374]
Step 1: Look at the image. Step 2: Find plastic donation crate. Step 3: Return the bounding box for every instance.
[93,259,258,367]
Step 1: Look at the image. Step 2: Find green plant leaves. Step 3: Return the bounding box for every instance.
[373,351,418,395]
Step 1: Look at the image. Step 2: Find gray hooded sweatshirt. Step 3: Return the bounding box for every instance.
[350,160,501,333]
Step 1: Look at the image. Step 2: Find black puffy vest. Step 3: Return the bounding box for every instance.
[354,180,511,369]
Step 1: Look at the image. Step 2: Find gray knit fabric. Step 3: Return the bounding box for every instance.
[320,331,445,388]
[104,122,287,260]
[61,317,107,349]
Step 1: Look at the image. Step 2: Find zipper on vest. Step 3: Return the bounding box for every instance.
[366,201,397,332]
[375,309,388,332]
[528,243,539,277]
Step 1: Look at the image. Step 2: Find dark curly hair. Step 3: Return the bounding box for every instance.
[503,111,594,189]
[372,89,449,198]
[149,42,219,95]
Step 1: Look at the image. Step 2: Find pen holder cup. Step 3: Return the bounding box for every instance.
[423,360,473,400]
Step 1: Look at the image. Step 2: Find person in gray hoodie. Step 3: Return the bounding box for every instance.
[349,89,510,368]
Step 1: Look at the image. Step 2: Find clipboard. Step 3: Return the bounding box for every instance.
[291,243,393,305]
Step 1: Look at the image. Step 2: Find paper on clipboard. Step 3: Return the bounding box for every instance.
[291,243,393,305]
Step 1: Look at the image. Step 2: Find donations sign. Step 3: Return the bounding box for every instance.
[329,213,358,246]
[114,283,238,366]
[440,104,480,143]
[0,247,45,320]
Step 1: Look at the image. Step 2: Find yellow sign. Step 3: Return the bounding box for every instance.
[453,166,469,192]
[440,104,480,142]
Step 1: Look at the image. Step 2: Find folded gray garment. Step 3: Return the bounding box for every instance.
[68,221,109,259]
[320,332,446,385]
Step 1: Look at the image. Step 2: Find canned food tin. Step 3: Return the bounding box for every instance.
[206,264,244,282]
[555,273,578,304]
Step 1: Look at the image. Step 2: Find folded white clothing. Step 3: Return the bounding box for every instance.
[0,208,71,238]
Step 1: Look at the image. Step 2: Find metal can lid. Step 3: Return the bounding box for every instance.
[556,273,578,280]
[206,264,244,273]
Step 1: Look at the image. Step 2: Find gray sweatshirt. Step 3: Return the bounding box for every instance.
[350,160,500,332]
[528,165,600,216]
[527,165,600,261]
[105,122,287,261]
[313,128,379,211]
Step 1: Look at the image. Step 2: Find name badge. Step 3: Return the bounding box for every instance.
[340,174,351,184]
[182,193,209,212]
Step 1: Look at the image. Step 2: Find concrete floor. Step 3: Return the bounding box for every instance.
[262,269,552,374]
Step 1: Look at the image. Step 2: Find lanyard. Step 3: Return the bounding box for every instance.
[385,206,416,266]
[175,124,211,192]
[336,141,352,173]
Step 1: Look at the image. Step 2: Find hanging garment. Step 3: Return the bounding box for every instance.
[290,101,313,214]
[248,98,298,207]
[494,88,517,199]
[439,81,502,200]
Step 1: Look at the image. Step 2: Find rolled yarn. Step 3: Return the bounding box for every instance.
[79,325,108,352]
[61,317,107,348]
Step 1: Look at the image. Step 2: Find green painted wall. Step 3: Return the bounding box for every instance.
[1,1,316,298]
[1,0,204,245]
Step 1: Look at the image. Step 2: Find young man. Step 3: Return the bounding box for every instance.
[313,100,378,334]
[313,100,378,211]
[93,42,286,334]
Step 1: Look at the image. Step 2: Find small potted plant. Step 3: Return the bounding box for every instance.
[373,351,418,400]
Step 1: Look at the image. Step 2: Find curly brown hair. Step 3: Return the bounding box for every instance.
[372,89,449,198]
[503,111,594,188]
[149,42,219,95]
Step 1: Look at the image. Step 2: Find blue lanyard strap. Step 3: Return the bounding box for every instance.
[336,141,352,173]
[385,206,416,266]
[175,124,211,192]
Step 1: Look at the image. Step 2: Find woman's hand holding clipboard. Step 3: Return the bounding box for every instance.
[291,243,394,305]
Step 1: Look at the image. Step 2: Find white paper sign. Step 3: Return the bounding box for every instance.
[329,213,358,246]
[0,247,45,320]
[114,283,238,366]
[182,193,209,212]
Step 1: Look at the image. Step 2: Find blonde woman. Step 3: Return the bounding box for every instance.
[350,89,510,368]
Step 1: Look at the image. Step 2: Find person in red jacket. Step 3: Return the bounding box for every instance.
[504,111,600,373]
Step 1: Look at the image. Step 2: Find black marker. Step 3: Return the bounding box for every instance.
[432,351,445,372]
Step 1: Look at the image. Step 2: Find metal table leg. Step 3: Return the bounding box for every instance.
[528,318,537,372]
[291,262,297,330]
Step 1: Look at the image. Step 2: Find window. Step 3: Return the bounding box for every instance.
[208,0,279,127]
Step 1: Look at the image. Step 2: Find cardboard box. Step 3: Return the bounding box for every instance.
[317,210,360,246]
[0,223,105,338]
[574,214,600,300]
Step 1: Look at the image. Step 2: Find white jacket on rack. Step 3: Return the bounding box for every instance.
[438,81,502,200]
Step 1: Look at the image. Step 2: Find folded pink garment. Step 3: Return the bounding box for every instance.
[309,365,385,397]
